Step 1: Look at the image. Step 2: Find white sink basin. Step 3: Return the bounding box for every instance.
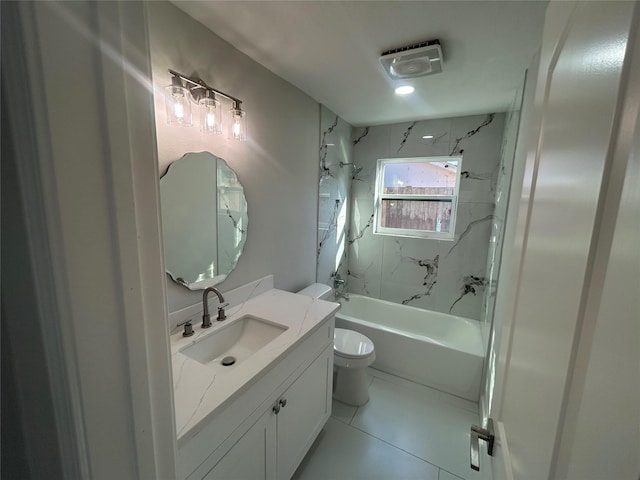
[180,315,288,367]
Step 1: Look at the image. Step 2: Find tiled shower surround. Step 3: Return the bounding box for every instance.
[348,114,505,320]
[317,106,353,289]
[322,113,507,321]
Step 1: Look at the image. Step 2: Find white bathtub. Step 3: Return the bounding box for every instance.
[335,294,484,402]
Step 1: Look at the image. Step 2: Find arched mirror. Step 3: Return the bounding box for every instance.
[160,152,248,289]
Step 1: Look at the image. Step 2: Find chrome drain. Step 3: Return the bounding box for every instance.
[221,356,236,366]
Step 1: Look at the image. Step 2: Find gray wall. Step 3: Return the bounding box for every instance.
[348,114,505,320]
[148,2,320,316]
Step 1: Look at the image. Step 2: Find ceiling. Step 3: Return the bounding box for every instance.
[172,1,547,127]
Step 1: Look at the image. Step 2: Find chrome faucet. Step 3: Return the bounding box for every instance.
[333,274,348,300]
[334,291,350,301]
[202,287,229,328]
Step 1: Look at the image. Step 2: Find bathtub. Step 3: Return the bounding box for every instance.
[335,294,484,402]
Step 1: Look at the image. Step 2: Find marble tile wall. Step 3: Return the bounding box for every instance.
[317,106,353,292]
[348,114,506,320]
[480,83,526,341]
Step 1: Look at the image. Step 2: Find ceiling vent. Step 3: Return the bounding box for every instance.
[379,39,443,79]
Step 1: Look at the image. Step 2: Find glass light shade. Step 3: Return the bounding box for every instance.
[199,97,222,134]
[229,107,247,142]
[165,84,192,126]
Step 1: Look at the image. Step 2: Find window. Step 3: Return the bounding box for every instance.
[374,157,461,240]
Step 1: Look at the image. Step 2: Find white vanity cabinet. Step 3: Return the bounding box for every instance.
[202,345,332,480]
[275,344,332,480]
[201,408,276,480]
[179,315,335,480]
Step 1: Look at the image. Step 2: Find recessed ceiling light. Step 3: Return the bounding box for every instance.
[422,135,434,139]
[395,85,415,95]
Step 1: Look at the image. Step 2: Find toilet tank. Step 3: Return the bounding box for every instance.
[296,283,333,300]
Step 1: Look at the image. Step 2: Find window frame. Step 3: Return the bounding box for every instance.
[373,156,462,240]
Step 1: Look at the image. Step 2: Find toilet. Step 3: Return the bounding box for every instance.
[297,283,376,406]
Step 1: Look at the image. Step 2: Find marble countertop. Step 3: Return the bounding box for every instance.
[170,288,340,442]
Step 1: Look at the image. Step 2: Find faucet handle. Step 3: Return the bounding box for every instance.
[179,320,194,337]
[217,302,229,321]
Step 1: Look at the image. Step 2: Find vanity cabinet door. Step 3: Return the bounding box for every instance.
[202,408,277,480]
[276,344,333,480]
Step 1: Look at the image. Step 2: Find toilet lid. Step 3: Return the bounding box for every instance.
[334,328,374,359]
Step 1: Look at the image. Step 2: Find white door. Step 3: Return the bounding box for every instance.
[486,1,640,479]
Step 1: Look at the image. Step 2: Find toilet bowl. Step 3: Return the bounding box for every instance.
[296,283,376,406]
[332,328,376,405]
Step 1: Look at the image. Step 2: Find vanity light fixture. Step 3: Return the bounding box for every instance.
[229,101,247,142]
[165,69,247,141]
[165,75,193,126]
[198,89,222,135]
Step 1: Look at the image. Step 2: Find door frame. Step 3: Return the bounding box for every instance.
[2,2,177,478]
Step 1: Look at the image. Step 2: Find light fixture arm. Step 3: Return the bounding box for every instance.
[168,69,242,108]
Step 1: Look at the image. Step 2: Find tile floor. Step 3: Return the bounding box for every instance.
[293,368,491,480]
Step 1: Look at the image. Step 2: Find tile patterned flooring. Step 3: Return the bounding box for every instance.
[293,368,491,480]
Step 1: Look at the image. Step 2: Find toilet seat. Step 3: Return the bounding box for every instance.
[334,328,374,359]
